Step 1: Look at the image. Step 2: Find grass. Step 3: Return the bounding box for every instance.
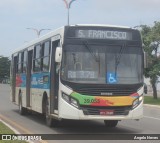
[0,122,27,143]
[144,96,160,106]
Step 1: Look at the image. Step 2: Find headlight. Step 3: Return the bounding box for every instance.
[132,95,143,109]
[139,96,143,101]
[132,99,139,109]
[62,93,79,108]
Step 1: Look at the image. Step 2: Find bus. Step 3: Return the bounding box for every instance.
[11,25,144,127]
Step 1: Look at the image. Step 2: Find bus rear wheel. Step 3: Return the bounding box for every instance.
[45,100,59,127]
[104,120,118,128]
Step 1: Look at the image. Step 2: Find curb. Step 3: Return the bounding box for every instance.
[144,104,160,109]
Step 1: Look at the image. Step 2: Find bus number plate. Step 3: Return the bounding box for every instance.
[100,110,114,115]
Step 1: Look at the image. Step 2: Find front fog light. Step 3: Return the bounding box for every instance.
[71,98,78,108]
[132,99,139,109]
[62,93,70,102]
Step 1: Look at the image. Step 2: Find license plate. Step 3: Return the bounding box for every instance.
[100,110,114,115]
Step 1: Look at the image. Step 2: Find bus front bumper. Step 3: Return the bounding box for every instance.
[58,98,143,120]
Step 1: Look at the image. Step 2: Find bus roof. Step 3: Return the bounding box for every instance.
[73,24,131,29]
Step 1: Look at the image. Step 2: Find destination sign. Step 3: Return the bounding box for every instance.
[75,30,132,40]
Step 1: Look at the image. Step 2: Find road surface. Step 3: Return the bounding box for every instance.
[0,84,160,143]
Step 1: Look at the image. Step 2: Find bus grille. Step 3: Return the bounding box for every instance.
[81,106,131,116]
[75,86,137,96]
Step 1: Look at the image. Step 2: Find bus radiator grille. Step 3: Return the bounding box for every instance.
[74,86,139,96]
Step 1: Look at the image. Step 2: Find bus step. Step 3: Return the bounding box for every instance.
[54,110,58,114]
[26,107,32,110]
[50,114,59,119]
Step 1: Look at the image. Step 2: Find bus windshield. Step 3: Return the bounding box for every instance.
[61,44,143,84]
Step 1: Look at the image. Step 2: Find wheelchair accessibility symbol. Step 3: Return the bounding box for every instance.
[107,72,117,84]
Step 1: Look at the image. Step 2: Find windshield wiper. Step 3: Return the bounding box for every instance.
[83,41,100,62]
[115,43,126,77]
[83,41,101,75]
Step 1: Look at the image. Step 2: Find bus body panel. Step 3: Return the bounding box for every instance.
[30,88,49,113]
[30,72,50,113]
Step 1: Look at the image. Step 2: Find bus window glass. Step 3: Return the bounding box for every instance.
[24,51,27,62]
[43,57,49,72]
[18,53,22,63]
[23,63,27,73]
[18,63,21,73]
[34,59,41,72]
[21,51,27,73]
[44,42,50,56]
[62,44,142,84]
[35,45,41,58]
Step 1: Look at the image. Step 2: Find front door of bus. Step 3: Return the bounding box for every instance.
[50,40,60,114]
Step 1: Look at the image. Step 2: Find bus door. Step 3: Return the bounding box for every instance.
[11,55,18,102]
[50,39,61,114]
[26,49,33,107]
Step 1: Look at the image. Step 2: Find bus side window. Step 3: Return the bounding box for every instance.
[17,53,22,74]
[42,41,50,72]
[33,45,42,72]
[22,50,27,73]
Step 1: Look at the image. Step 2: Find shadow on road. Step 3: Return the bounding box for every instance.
[12,109,140,134]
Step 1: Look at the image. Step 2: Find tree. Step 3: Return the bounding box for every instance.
[0,56,10,83]
[140,21,160,99]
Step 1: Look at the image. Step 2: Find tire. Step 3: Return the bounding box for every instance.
[19,98,26,115]
[104,120,118,128]
[45,99,59,127]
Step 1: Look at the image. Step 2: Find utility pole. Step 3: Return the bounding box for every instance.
[63,0,76,25]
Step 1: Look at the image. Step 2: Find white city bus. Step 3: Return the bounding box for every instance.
[11,25,144,127]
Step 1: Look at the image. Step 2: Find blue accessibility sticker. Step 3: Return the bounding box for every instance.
[107,72,117,84]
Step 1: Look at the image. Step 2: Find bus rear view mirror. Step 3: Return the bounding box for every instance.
[55,47,62,63]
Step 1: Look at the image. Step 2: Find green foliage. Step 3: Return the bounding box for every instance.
[0,122,14,134]
[0,122,27,143]
[140,21,160,99]
[144,96,160,106]
[0,56,10,82]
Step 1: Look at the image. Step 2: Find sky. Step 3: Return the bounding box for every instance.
[0,0,160,57]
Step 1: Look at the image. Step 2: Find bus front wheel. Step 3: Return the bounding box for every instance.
[104,120,118,128]
[45,100,59,127]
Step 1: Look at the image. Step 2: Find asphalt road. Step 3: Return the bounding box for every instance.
[0,84,160,143]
